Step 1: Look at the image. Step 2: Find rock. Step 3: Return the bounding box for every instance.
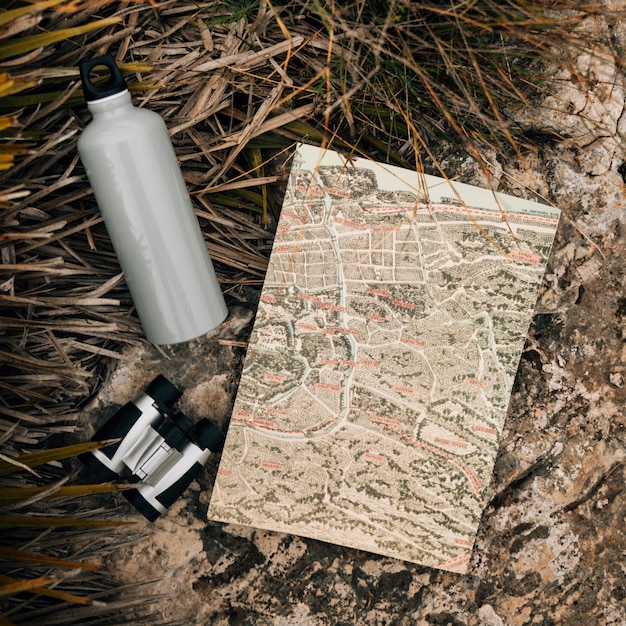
[478,604,504,626]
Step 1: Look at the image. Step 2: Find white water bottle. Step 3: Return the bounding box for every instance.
[77,55,228,345]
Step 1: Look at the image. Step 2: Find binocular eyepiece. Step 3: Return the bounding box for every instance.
[80,375,224,521]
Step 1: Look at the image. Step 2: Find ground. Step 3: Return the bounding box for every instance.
[82,85,626,626]
[78,11,626,626]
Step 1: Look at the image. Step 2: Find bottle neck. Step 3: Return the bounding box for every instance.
[86,90,132,117]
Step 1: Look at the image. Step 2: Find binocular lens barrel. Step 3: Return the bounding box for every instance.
[145,375,182,407]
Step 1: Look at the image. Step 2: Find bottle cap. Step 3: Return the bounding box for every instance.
[79,54,128,102]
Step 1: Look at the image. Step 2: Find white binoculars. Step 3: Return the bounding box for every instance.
[81,375,224,521]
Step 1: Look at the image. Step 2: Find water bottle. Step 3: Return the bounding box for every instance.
[77,55,228,345]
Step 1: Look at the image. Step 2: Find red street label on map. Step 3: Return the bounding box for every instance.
[296,322,318,331]
[466,378,487,388]
[267,407,288,416]
[333,216,365,229]
[360,359,381,367]
[259,461,285,471]
[264,373,285,383]
[474,424,498,436]
[366,287,390,298]
[315,383,342,392]
[368,413,400,427]
[392,385,415,394]
[392,299,416,310]
[252,418,276,429]
[320,302,346,312]
[324,187,351,198]
[509,248,541,264]
[298,293,321,303]
[401,338,426,347]
[282,211,308,223]
[434,437,469,450]
[372,225,401,232]
[293,185,324,197]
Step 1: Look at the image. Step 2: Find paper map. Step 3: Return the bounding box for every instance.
[208,144,560,573]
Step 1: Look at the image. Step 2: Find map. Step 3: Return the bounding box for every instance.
[208,144,560,573]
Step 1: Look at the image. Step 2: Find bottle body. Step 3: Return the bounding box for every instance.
[77,91,227,344]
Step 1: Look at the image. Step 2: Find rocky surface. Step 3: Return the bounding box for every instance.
[81,16,626,626]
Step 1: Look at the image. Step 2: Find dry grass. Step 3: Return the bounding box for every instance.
[2,0,622,441]
[0,0,623,621]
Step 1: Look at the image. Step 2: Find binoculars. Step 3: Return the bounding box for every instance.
[80,375,224,521]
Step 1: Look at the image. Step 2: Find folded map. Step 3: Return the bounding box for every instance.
[208,143,560,573]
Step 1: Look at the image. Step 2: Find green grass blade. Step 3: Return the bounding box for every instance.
[0,144,30,155]
[0,440,119,476]
[0,483,132,506]
[0,574,57,597]
[0,0,66,29]
[0,515,135,528]
[0,574,93,605]
[0,546,103,571]
[0,81,157,110]
[0,16,122,61]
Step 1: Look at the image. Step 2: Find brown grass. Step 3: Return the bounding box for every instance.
[0,0,623,621]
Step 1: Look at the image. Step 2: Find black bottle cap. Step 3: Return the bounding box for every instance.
[79,54,128,102]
